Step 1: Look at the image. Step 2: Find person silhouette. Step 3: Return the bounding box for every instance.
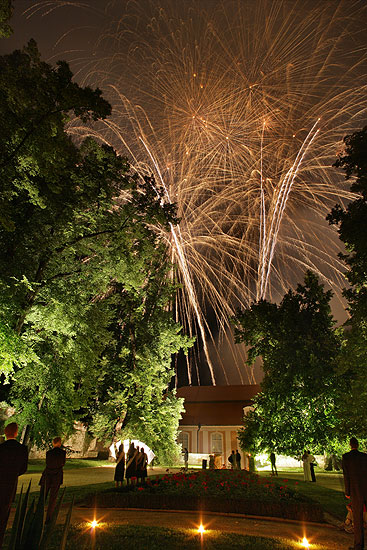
[342,437,367,550]
[270,452,278,476]
[0,422,28,547]
[39,437,66,522]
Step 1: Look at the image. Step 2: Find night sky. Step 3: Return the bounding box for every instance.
[2,1,367,386]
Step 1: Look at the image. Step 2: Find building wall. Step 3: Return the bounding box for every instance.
[178,425,247,468]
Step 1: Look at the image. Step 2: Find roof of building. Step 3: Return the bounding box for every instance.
[177,385,260,426]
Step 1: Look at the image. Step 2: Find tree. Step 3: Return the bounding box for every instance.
[82,257,193,463]
[233,271,344,455]
[328,126,367,436]
[0,40,111,232]
[0,0,12,38]
[0,43,191,459]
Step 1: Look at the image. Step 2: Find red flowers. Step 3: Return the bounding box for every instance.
[134,469,296,503]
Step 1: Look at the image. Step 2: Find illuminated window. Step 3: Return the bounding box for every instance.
[178,431,189,450]
[211,432,223,453]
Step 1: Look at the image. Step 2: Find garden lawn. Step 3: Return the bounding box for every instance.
[26,459,111,474]
[257,471,346,521]
[37,524,303,550]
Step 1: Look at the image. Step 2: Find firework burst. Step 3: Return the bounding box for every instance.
[26,0,367,384]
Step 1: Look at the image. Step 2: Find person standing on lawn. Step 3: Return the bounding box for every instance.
[270,452,278,476]
[114,443,125,487]
[302,450,311,481]
[136,447,145,483]
[183,447,189,470]
[0,422,28,549]
[308,451,317,482]
[39,436,66,523]
[139,447,148,482]
[228,450,235,469]
[126,442,138,485]
[342,437,367,550]
[235,450,241,470]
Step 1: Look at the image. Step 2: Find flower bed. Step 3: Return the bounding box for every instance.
[83,470,324,522]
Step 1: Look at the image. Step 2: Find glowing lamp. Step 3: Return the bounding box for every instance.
[90,520,98,529]
[198,524,205,534]
[301,537,309,549]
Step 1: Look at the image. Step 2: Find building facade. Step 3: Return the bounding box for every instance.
[177,385,260,468]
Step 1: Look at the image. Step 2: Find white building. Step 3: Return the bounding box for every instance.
[177,385,260,468]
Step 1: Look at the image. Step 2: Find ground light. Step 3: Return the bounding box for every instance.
[301,537,310,549]
[90,520,98,529]
[198,524,206,535]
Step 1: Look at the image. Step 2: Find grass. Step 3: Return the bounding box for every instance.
[39,524,302,550]
[15,481,113,506]
[257,470,346,521]
[26,458,111,473]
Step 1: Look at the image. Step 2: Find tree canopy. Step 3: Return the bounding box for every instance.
[0,42,191,462]
[233,271,344,455]
[0,0,12,38]
[328,126,367,437]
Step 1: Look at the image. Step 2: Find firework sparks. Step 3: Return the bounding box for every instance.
[26,0,367,384]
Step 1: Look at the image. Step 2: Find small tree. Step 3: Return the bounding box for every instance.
[234,271,344,455]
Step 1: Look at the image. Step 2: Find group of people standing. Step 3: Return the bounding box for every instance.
[302,450,317,482]
[114,442,148,486]
[0,422,66,549]
[228,449,242,470]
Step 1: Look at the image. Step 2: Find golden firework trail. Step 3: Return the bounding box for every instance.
[26,0,367,385]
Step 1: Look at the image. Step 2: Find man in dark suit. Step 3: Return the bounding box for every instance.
[342,437,367,550]
[0,422,28,548]
[39,437,66,522]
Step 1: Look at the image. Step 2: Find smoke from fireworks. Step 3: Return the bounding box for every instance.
[26,0,367,385]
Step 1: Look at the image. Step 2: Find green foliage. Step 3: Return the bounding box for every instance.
[328,126,367,289]
[5,483,73,550]
[0,42,192,455]
[328,126,367,436]
[87,264,193,462]
[0,41,111,230]
[233,271,344,455]
[0,0,12,38]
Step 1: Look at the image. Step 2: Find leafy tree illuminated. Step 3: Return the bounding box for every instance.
[328,126,367,436]
[0,0,12,38]
[0,42,191,460]
[233,271,344,455]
